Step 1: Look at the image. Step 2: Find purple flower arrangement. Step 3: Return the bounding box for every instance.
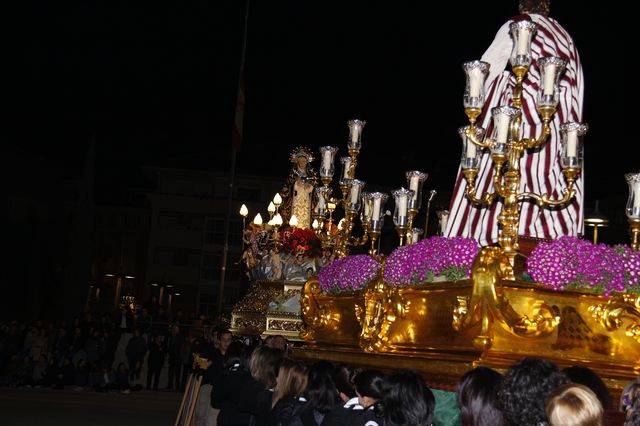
[318,254,381,294]
[526,236,640,295]
[383,236,480,287]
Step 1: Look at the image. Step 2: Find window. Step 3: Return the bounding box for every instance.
[204,217,225,245]
[198,293,217,318]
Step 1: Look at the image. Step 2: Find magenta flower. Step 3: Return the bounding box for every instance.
[383,236,480,287]
[318,254,381,294]
[526,236,639,296]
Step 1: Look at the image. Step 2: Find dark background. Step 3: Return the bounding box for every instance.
[9,0,632,242]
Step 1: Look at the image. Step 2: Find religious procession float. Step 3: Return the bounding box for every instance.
[230,14,640,395]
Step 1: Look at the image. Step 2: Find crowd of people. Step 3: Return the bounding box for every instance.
[0,304,229,394]
[2,308,639,426]
[194,329,639,426]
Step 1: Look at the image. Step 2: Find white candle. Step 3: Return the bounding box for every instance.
[322,150,331,170]
[542,63,556,96]
[439,213,449,232]
[351,125,360,143]
[634,182,640,209]
[516,29,532,55]
[363,200,371,218]
[350,185,359,205]
[409,176,419,193]
[466,139,477,159]
[566,128,578,158]
[372,198,381,219]
[495,113,511,143]
[398,194,408,218]
[342,157,352,179]
[469,66,483,98]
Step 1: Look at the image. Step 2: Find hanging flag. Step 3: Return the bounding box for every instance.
[231,75,245,152]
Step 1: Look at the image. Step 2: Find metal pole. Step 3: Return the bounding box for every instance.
[218,0,250,315]
[423,190,437,237]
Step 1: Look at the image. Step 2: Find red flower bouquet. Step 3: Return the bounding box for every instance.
[282,227,321,258]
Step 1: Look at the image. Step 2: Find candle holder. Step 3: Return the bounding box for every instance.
[368,192,389,256]
[392,188,414,247]
[626,172,640,252]
[460,22,587,270]
[313,120,375,258]
[405,171,428,241]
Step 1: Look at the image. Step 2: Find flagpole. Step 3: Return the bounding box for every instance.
[218,0,250,316]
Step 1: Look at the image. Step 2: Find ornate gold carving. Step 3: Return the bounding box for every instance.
[355,277,408,352]
[267,319,305,332]
[590,294,640,343]
[452,247,559,349]
[299,276,342,338]
[300,277,320,340]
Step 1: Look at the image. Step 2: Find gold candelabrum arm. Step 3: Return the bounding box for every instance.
[590,294,640,344]
[460,61,580,269]
[452,247,560,349]
[521,108,555,149]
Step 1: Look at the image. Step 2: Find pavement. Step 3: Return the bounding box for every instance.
[0,387,182,426]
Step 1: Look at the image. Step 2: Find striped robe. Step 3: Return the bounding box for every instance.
[444,14,584,246]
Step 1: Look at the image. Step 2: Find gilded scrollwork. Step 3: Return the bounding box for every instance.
[356,276,408,352]
[590,293,640,343]
[452,246,559,349]
[300,276,321,340]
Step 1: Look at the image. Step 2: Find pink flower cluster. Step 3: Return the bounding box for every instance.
[383,236,480,287]
[318,254,381,294]
[526,236,640,295]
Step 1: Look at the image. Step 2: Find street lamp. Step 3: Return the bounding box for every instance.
[150,281,175,306]
[168,291,181,312]
[105,271,136,310]
[584,200,609,244]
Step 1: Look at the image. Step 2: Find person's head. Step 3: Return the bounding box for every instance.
[498,357,569,426]
[381,370,435,426]
[333,364,361,402]
[546,383,603,426]
[304,360,341,414]
[248,345,284,389]
[272,358,309,408]
[354,369,386,409]
[223,340,245,370]
[562,366,612,410]
[457,367,505,426]
[296,155,308,170]
[216,329,233,355]
[265,335,287,351]
[170,325,180,336]
[621,381,640,426]
[519,0,550,16]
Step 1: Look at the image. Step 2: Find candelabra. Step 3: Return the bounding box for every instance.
[313,120,380,257]
[626,173,640,251]
[460,20,587,269]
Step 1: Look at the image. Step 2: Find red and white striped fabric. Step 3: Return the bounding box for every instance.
[445,14,584,246]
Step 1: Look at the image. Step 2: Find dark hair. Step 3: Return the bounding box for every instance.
[303,360,341,414]
[457,367,506,426]
[381,370,435,426]
[224,340,245,369]
[498,358,569,426]
[333,364,361,399]
[354,369,386,400]
[562,366,612,410]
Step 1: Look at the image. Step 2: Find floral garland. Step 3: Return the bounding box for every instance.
[318,254,381,294]
[526,236,640,295]
[383,236,480,287]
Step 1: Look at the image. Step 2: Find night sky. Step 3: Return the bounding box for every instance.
[11,1,633,241]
